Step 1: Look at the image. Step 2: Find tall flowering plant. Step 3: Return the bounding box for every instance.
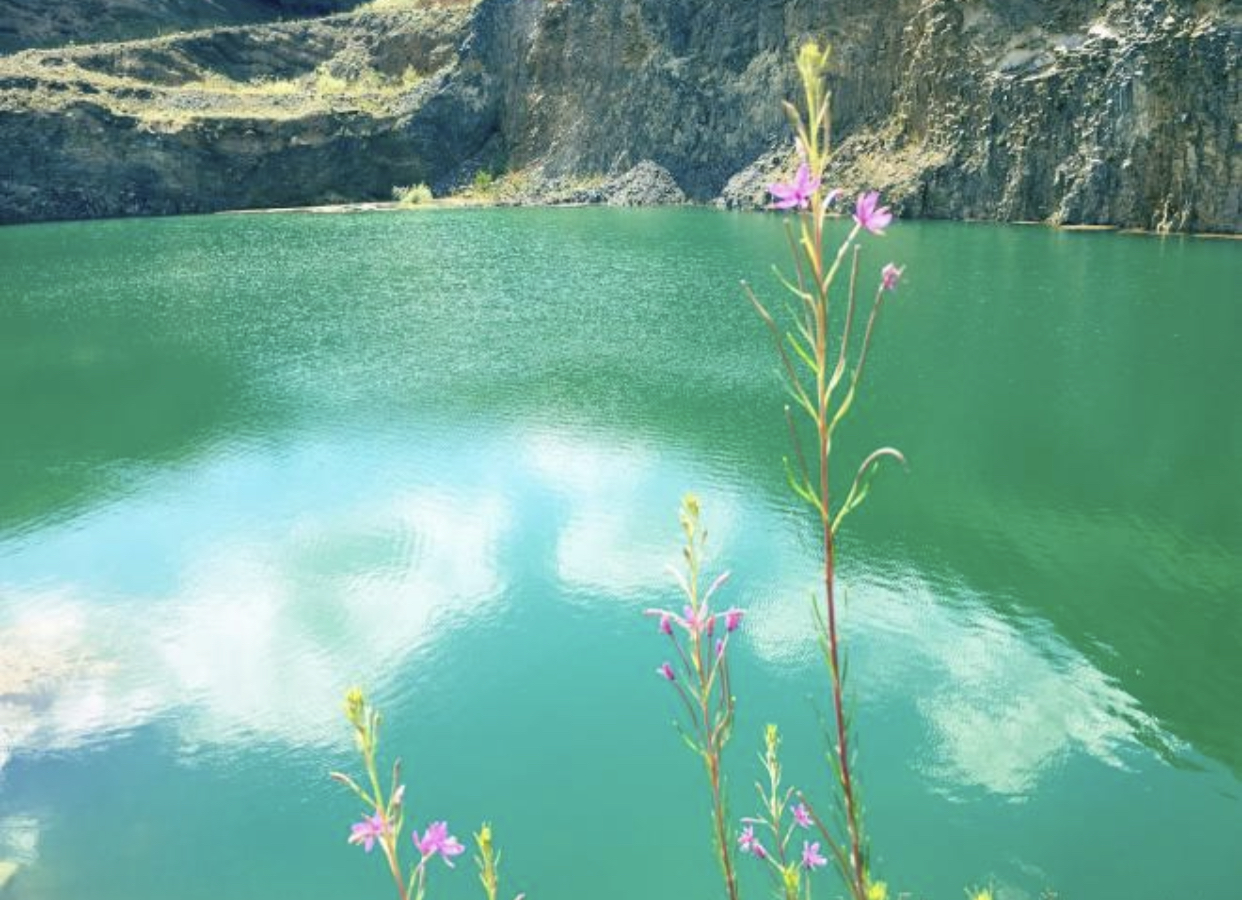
[647,41,906,900]
[338,38,914,900]
[744,40,906,900]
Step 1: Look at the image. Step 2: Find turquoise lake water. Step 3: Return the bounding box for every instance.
[0,208,1239,899]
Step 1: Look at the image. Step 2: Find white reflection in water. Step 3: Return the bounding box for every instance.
[523,427,1157,799]
[0,594,156,773]
[0,815,38,868]
[1,425,1160,810]
[918,624,1146,798]
[0,466,509,772]
[156,488,509,749]
[525,430,742,601]
[748,565,1157,798]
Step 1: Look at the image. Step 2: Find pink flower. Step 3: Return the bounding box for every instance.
[644,607,688,634]
[769,164,821,210]
[853,191,893,235]
[881,263,903,291]
[414,821,465,866]
[792,803,812,829]
[738,824,768,859]
[645,606,710,636]
[723,609,744,633]
[684,604,707,634]
[715,638,725,659]
[657,661,676,681]
[801,840,828,870]
[348,812,387,853]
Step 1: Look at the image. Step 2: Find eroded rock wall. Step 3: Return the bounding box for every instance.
[0,0,1237,230]
[0,7,488,222]
[837,0,1240,232]
[500,0,1238,232]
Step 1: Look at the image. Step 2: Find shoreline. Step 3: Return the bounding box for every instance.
[216,198,1242,240]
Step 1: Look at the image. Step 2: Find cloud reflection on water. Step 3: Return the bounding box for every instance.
[746,564,1159,798]
[523,430,742,602]
[0,444,510,776]
[1,425,1164,817]
[526,430,1159,801]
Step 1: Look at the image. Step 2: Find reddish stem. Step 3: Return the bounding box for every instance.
[809,208,866,900]
[379,832,408,900]
[698,630,739,900]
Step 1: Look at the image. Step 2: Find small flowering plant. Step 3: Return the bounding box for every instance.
[331,688,523,900]
[738,725,865,900]
[645,494,746,900]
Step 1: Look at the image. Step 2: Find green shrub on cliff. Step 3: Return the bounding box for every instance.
[392,184,433,206]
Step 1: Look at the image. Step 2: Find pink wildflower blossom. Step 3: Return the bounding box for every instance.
[658,662,676,681]
[853,191,893,235]
[684,604,708,634]
[881,263,903,291]
[644,605,709,636]
[801,841,828,870]
[414,821,465,867]
[348,812,387,853]
[769,164,821,210]
[792,803,813,829]
[723,609,744,633]
[739,824,768,859]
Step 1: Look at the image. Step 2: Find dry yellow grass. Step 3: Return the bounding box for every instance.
[359,0,477,10]
[0,54,426,122]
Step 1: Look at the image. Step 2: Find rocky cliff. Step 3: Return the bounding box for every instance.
[0,0,1237,231]
[0,0,365,54]
[506,0,1239,232]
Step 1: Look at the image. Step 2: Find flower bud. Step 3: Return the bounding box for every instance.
[344,687,367,730]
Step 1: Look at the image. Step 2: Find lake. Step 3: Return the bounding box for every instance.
[0,208,1239,899]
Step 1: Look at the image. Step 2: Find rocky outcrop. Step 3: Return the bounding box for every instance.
[487,160,686,206]
[827,0,1241,233]
[0,0,1237,231]
[502,0,1238,232]
[0,5,487,222]
[602,160,687,206]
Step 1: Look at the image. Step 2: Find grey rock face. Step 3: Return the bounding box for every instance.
[825,0,1241,233]
[0,8,483,223]
[0,0,1237,232]
[498,0,1238,233]
[603,161,686,206]
[716,146,791,211]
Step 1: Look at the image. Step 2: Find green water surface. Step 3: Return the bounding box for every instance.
[0,208,1239,899]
